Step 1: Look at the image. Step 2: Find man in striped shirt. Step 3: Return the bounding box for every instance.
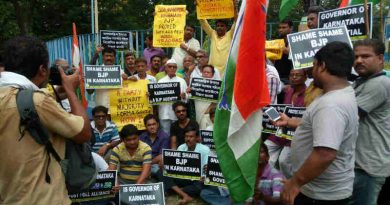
[91,105,120,156]
[109,124,152,184]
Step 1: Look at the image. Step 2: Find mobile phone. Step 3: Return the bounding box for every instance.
[265,107,281,121]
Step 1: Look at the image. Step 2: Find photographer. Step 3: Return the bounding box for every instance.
[0,36,91,204]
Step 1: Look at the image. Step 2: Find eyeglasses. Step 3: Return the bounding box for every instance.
[94,115,107,119]
[175,109,187,113]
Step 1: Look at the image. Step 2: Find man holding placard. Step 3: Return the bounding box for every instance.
[172,25,200,70]
[196,0,237,76]
[158,59,188,135]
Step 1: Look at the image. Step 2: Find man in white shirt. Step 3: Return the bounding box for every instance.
[191,50,221,81]
[158,59,188,135]
[171,25,200,69]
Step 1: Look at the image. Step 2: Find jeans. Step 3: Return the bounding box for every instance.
[350,169,386,205]
[200,187,232,205]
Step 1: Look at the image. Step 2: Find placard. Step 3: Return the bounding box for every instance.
[190,78,221,102]
[69,171,116,202]
[110,80,152,130]
[163,149,202,180]
[266,39,285,60]
[318,3,372,40]
[262,104,291,134]
[200,130,215,150]
[196,0,234,19]
[119,183,165,205]
[84,65,122,89]
[276,106,306,140]
[204,156,227,188]
[100,30,131,49]
[147,82,181,104]
[153,5,186,47]
[287,26,352,70]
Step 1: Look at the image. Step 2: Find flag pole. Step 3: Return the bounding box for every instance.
[364,0,369,39]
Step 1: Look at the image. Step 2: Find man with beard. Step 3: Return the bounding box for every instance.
[275,42,359,205]
[121,51,137,78]
[172,25,200,70]
[147,54,163,77]
[350,39,390,205]
[170,101,199,149]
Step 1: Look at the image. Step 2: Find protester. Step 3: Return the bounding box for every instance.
[172,25,200,69]
[350,39,390,205]
[265,69,306,178]
[139,114,170,174]
[109,124,152,184]
[306,6,324,29]
[147,54,163,77]
[133,57,157,83]
[275,42,358,205]
[91,105,120,157]
[161,124,210,205]
[155,59,185,82]
[266,60,281,104]
[182,55,196,85]
[274,19,294,85]
[197,2,237,76]
[122,51,137,78]
[191,50,221,80]
[89,46,116,113]
[246,143,284,205]
[0,36,91,204]
[157,59,188,135]
[170,101,199,149]
[143,34,165,69]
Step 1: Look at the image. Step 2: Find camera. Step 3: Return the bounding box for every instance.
[49,64,74,85]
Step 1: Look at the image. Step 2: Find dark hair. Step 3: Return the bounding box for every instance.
[150,54,162,62]
[135,57,147,65]
[280,19,293,27]
[124,51,135,58]
[143,114,159,125]
[92,105,109,116]
[172,101,187,111]
[307,6,325,15]
[120,124,139,138]
[146,34,153,40]
[353,39,385,55]
[216,19,229,27]
[3,36,49,80]
[102,47,116,56]
[314,41,354,77]
[185,25,196,32]
[202,64,215,75]
[183,122,200,136]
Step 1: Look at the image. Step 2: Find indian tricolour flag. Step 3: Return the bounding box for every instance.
[72,22,88,109]
[339,0,378,7]
[214,0,270,203]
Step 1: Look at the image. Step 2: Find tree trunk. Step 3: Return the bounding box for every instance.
[11,0,36,35]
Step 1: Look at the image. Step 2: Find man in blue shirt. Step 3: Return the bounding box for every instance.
[91,106,120,157]
[139,114,170,174]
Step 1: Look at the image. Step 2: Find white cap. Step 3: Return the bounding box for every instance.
[165,58,177,65]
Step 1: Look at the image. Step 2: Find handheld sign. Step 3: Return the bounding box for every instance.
[190,78,222,102]
[200,130,215,150]
[287,26,352,70]
[119,183,165,205]
[69,170,116,202]
[276,106,306,140]
[84,65,122,89]
[205,156,227,188]
[266,39,285,60]
[147,82,181,104]
[196,0,234,19]
[163,149,202,180]
[262,104,291,134]
[100,30,131,49]
[110,80,152,130]
[153,5,186,48]
[318,3,372,41]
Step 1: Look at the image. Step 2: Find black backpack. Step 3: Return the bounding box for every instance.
[16,89,97,194]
